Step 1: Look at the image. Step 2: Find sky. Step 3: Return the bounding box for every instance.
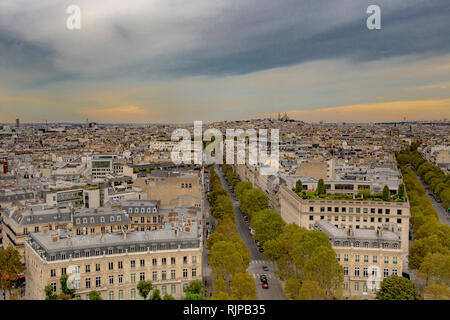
[0,0,450,123]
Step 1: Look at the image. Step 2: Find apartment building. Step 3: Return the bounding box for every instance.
[315,220,403,299]
[2,206,72,259]
[24,224,202,300]
[279,184,410,261]
[46,186,101,209]
[135,170,202,209]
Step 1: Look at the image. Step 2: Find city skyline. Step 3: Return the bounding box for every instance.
[1,0,450,123]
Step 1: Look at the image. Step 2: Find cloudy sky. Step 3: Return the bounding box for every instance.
[0,0,449,123]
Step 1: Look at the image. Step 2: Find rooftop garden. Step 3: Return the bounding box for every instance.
[292,179,406,202]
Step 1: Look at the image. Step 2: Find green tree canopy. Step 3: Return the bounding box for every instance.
[137,280,153,300]
[376,276,420,300]
[251,209,285,246]
[382,185,391,201]
[297,280,326,300]
[284,278,301,300]
[229,272,257,300]
[88,290,102,300]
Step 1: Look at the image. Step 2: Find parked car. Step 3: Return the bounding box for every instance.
[260,275,267,282]
[259,247,264,253]
[262,265,269,271]
[262,282,269,289]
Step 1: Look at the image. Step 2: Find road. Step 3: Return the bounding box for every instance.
[411,168,450,226]
[216,165,285,300]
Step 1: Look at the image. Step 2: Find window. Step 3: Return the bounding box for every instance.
[384,269,389,277]
[130,289,136,299]
[118,261,123,269]
[355,255,360,262]
[162,258,167,265]
[131,273,136,283]
[344,267,348,276]
[363,283,367,293]
[171,257,176,265]
[131,260,135,268]
[320,207,325,212]
[397,218,402,224]
[50,269,56,277]
[354,282,359,292]
[85,278,91,289]
[140,272,145,281]
[363,268,368,278]
[192,268,197,278]
[384,256,389,264]
[309,206,314,212]
[393,244,399,249]
[162,271,167,280]
[183,256,188,264]
[153,271,158,281]
[95,264,100,272]
[109,276,114,285]
[109,291,114,300]
[192,256,197,264]
[371,208,375,214]
[344,254,348,262]
[171,285,176,295]
[336,254,340,262]
[309,215,314,221]
[118,290,123,300]
[393,257,398,264]
[354,267,360,277]
[108,262,114,270]
[392,269,398,275]
[51,282,57,292]
[397,209,402,215]
[363,242,369,248]
[385,209,390,215]
[171,270,176,279]
[334,207,339,213]
[152,258,157,266]
[95,249,101,256]
[161,286,167,295]
[140,259,145,267]
[364,255,368,263]
[183,269,188,279]
[373,256,378,263]
[356,208,361,213]
[118,274,123,284]
[96,277,101,287]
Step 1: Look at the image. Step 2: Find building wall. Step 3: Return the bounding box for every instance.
[24,241,202,300]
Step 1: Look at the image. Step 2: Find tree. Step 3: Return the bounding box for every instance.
[0,247,25,300]
[302,246,343,299]
[211,195,235,220]
[207,232,227,250]
[297,280,326,300]
[317,179,326,196]
[234,181,252,202]
[376,276,420,300]
[292,230,331,278]
[137,280,153,300]
[240,188,269,218]
[418,252,450,286]
[284,278,301,300]
[183,280,205,300]
[398,184,405,199]
[88,290,102,300]
[209,241,248,280]
[251,209,285,246]
[215,216,238,239]
[163,293,175,300]
[150,289,162,300]
[60,274,75,297]
[44,285,57,300]
[409,235,447,270]
[295,179,303,193]
[382,185,391,201]
[229,272,257,300]
[423,284,450,300]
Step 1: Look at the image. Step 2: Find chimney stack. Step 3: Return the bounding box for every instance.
[174,227,179,237]
[145,229,149,240]
[122,228,127,240]
[101,232,105,243]
[67,234,72,246]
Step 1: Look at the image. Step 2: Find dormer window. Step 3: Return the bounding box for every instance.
[117,216,121,222]
[83,218,87,224]
[90,218,95,223]
[110,216,115,222]
[76,219,80,224]
[134,208,139,213]
[100,217,105,223]
[128,208,132,214]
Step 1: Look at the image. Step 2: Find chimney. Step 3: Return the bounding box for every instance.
[377,226,382,237]
[67,234,72,246]
[101,232,105,243]
[174,227,179,237]
[145,229,149,240]
[51,235,59,243]
[122,228,127,240]
[348,225,353,236]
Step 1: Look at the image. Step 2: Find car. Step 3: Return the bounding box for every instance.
[259,274,267,282]
[259,247,264,253]
[262,282,269,289]
[262,266,269,271]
